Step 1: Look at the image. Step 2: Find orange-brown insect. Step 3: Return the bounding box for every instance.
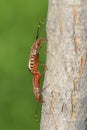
[33,72,44,102]
[28,38,47,74]
[28,21,47,102]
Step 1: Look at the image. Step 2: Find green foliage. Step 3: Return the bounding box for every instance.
[0,0,48,130]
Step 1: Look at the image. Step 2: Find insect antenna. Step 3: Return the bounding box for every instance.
[34,102,40,122]
[36,21,44,40]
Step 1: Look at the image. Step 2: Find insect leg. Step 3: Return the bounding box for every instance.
[39,63,48,76]
[36,21,44,40]
[41,84,50,92]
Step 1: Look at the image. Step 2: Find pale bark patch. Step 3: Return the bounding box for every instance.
[40,0,87,130]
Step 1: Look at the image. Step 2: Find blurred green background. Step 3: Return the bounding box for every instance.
[0,0,48,130]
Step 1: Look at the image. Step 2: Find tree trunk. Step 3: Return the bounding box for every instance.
[40,0,87,130]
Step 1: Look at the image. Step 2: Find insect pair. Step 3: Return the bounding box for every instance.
[28,21,47,103]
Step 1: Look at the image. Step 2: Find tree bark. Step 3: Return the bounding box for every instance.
[40,0,87,130]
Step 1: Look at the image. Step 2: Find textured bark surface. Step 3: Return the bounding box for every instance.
[40,0,87,130]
